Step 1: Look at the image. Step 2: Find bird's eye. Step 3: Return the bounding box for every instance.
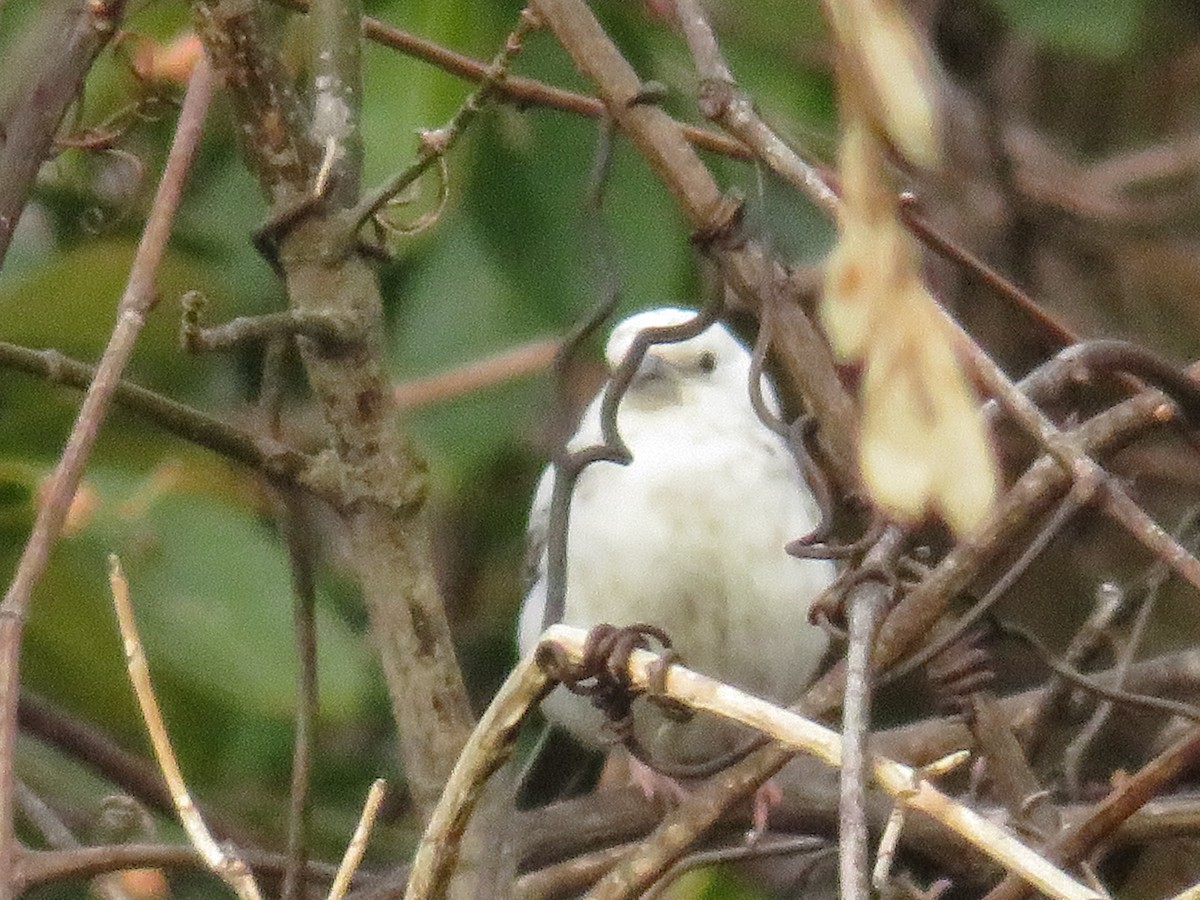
[698,350,717,373]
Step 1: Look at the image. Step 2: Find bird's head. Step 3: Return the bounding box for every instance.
[604,307,755,410]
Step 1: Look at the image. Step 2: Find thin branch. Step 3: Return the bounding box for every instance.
[673,0,839,217]
[108,556,263,900]
[983,723,1200,900]
[13,783,132,900]
[645,836,831,900]
[993,620,1200,723]
[808,379,1186,716]
[351,8,541,233]
[1061,575,1162,798]
[18,691,256,847]
[13,780,79,851]
[264,0,750,160]
[279,494,320,900]
[0,341,318,495]
[403,649,552,900]
[840,531,903,900]
[0,59,212,893]
[508,648,1200,890]
[16,843,356,889]
[393,338,560,410]
[945,306,1200,596]
[328,779,386,900]
[182,301,364,353]
[530,626,1102,900]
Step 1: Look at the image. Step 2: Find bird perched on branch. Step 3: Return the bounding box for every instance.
[518,307,836,801]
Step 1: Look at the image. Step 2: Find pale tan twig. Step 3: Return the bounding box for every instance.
[531,625,1101,900]
[872,750,971,893]
[107,555,263,900]
[404,651,552,900]
[327,779,386,900]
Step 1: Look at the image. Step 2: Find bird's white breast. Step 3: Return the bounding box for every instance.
[519,390,834,764]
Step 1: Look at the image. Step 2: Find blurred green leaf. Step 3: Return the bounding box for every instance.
[990,0,1147,58]
[12,462,371,758]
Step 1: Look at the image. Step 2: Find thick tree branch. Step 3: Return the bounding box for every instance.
[192,0,475,821]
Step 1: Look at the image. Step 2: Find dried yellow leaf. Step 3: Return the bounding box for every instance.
[824,0,940,167]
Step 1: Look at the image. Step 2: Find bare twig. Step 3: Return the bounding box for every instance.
[983,723,1200,900]
[16,842,356,890]
[351,8,541,235]
[13,782,134,900]
[279,494,320,900]
[108,555,263,900]
[841,530,904,900]
[17,691,256,846]
[264,0,750,160]
[673,0,839,217]
[0,59,212,892]
[993,620,1200,723]
[393,338,560,410]
[328,779,386,900]
[13,781,79,852]
[645,836,831,900]
[403,649,552,900]
[181,300,363,352]
[1061,577,1159,798]
[532,625,1102,900]
[0,341,318,498]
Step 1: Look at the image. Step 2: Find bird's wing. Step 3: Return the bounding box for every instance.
[522,465,555,596]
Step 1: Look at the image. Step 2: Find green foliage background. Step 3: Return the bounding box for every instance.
[0,0,1160,895]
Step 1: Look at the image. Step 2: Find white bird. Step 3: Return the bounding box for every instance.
[518,307,836,787]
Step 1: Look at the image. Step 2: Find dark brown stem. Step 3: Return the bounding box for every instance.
[0,60,211,896]
[18,691,256,847]
[14,842,362,891]
[983,724,1200,900]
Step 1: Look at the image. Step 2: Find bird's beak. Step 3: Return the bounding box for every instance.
[627,351,682,405]
[631,351,670,387]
